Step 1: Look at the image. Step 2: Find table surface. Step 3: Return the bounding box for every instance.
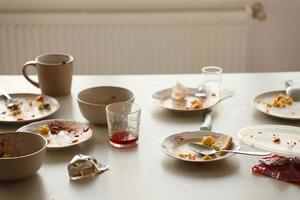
[0,73,300,200]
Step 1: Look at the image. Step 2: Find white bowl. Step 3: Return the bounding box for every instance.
[0,132,47,181]
[77,86,135,125]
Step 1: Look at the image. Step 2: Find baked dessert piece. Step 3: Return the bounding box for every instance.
[212,135,232,154]
[201,136,215,147]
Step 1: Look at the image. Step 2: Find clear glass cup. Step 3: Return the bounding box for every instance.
[106,102,141,148]
[201,66,223,96]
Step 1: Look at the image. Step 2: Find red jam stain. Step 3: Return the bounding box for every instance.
[252,154,300,185]
[110,131,138,145]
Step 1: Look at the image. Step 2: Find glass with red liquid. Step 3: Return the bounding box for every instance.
[106,102,141,148]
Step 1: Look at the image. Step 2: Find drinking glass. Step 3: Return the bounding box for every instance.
[201,66,223,96]
[106,102,141,148]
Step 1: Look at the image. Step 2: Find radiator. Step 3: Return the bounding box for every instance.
[0,10,252,74]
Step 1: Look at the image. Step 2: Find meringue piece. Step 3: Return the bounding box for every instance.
[171,82,188,101]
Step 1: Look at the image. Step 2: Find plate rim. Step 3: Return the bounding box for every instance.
[152,87,218,112]
[253,90,300,120]
[0,93,60,124]
[16,118,93,149]
[161,131,238,163]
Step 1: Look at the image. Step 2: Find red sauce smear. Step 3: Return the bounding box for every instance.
[110,131,138,145]
[252,154,300,185]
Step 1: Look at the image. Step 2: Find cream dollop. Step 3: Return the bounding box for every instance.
[171,82,188,101]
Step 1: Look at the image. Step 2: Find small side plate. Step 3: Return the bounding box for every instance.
[152,88,219,112]
[0,93,60,123]
[17,119,93,149]
[253,90,300,120]
[161,131,238,163]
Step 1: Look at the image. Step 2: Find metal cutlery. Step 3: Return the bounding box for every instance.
[200,89,234,131]
[187,142,272,156]
[0,86,19,109]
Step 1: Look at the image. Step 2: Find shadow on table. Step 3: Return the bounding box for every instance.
[161,157,240,179]
[0,174,46,199]
[151,108,220,125]
[252,110,300,127]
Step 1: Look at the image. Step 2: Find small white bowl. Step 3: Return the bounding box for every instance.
[77,86,135,125]
[0,132,47,181]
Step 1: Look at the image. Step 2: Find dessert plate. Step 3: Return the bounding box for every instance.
[17,119,93,149]
[152,88,219,112]
[238,125,300,156]
[161,131,238,163]
[0,93,60,123]
[253,90,300,120]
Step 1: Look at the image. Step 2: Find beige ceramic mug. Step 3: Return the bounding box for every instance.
[22,53,73,96]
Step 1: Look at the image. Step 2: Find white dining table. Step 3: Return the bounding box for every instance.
[0,72,299,200]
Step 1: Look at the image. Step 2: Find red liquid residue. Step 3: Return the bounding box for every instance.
[110,131,138,145]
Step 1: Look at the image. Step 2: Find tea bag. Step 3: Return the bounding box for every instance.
[68,154,109,181]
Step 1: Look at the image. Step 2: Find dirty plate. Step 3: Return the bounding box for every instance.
[253,90,300,120]
[152,88,219,112]
[161,131,238,163]
[17,119,93,149]
[0,93,60,123]
[238,125,300,156]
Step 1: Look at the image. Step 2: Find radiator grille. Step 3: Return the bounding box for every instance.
[0,11,251,74]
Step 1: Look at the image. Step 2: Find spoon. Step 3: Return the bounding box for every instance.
[285,80,300,101]
[195,86,207,98]
[187,142,272,156]
[0,86,19,109]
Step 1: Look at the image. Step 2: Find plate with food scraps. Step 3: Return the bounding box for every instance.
[238,125,300,156]
[253,90,300,120]
[17,119,93,149]
[161,131,238,162]
[0,93,60,123]
[152,85,219,112]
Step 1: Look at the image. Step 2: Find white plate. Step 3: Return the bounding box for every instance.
[161,131,238,163]
[253,90,300,120]
[17,119,93,149]
[0,93,60,123]
[152,88,219,112]
[238,125,300,156]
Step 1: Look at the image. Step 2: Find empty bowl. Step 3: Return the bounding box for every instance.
[77,86,135,124]
[0,132,47,181]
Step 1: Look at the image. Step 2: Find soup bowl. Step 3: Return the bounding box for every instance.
[0,131,47,181]
[77,86,135,125]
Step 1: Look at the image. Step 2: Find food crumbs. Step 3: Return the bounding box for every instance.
[203,155,213,160]
[83,127,90,132]
[273,137,281,144]
[36,95,44,102]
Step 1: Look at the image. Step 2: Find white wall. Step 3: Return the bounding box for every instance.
[251,0,300,72]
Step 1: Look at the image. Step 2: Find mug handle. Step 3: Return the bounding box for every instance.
[22,61,40,88]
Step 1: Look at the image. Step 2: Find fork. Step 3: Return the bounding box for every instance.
[0,86,19,108]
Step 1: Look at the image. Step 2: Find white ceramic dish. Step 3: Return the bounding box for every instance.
[253,90,300,120]
[77,86,135,125]
[0,131,47,181]
[238,125,300,156]
[152,88,219,112]
[161,131,238,163]
[17,119,93,149]
[0,93,60,123]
